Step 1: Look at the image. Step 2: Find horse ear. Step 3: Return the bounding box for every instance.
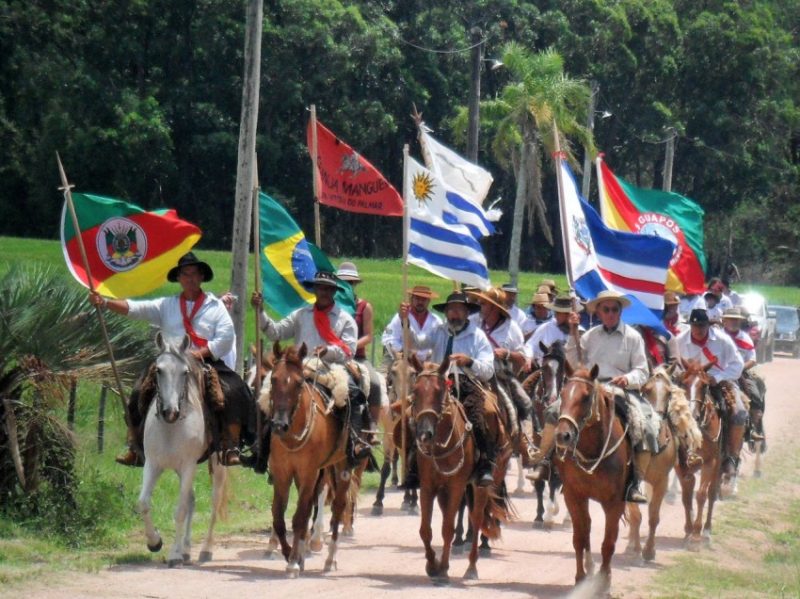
[272,341,283,359]
[589,364,600,379]
[438,355,451,376]
[409,352,423,373]
[155,331,165,351]
[298,342,308,361]
[388,346,398,362]
[680,357,689,370]
[564,359,574,378]
[180,334,192,353]
[539,341,548,354]
[666,362,677,376]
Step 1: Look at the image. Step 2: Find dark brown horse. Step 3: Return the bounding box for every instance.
[260,342,353,576]
[675,359,722,550]
[553,364,631,590]
[409,355,513,582]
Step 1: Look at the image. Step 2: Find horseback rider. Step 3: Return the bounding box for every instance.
[721,307,765,444]
[382,285,442,365]
[525,294,582,365]
[400,291,496,487]
[521,292,553,341]
[676,308,747,478]
[530,290,655,503]
[336,261,383,438]
[251,270,372,467]
[500,283,528,329]
[89,252,254,467]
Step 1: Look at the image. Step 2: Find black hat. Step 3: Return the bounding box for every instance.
[167,252,214,282]
[432,292,481,314]
[689,308,710,325]
[302,270,339,290]
[501,283,519,294]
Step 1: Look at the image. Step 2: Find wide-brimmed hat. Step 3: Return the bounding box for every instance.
[530,292,550,306]
[722,307,747,320]
[167,252,214,283]
[546,294,584,314]
[539,279,558,292]
[433,292,481,314]
[467,287,509,318]
[664,291,680,306]
[689,308,710,325]
[408,285,439,299]
[501,283,518,294]
[586,290,631,312]
[302,270,339,290]
[537,284,555,296]
[335,261,361,283]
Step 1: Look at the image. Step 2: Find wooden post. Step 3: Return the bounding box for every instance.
[466,26,483,163]
[67,378,77,432]
[97,384,108,453]
[230,0,263,374]
[252,169,264,463]
[581,81,598,200]
[400,144,411,485]
[310,104,322,248]
[663,127,676,192]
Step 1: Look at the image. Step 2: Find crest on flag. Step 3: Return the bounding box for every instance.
[633,213,682,266]
[97,217,146,271]
[572,215,592,255]
[412,171,436,207]
[338,152,365,177]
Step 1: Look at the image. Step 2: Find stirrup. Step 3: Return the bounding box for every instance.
[525,460,550,482]
[625,483,648,504]
[685,452,704,472]
[115,448,144,467]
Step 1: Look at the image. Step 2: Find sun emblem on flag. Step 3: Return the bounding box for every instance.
[339,152,365,177]
[412,171,436,207]
[96,217,147,272]
[572,215,592,255]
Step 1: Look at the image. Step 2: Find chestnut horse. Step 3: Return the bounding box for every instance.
[554,364,631,589]
[409,355,513,582]
[626,364,677,562]
[675,359,722,549]
[261,342,353,576]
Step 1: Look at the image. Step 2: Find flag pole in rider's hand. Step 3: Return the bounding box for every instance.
[252,156,264,463]
[551,124,584,366]
[56,152,131,421]
[400,143,411,486]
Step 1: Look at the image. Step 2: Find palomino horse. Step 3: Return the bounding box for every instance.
[409,356,513,581]
[626,364,678,562]
[554,364,631,589]
[262,342,353,576]
[522,340,567,528]
[137,333,228,567]
[675,359,722,549]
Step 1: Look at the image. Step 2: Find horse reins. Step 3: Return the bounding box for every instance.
[154,353,198,421]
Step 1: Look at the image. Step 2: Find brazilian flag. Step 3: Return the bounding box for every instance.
[258,192,355,317]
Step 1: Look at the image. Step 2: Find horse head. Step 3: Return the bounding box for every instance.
[679,358,714,421]
[539,340,567,407]
[154,332,199,423]
[642,363,677,414]
[555,364,600,452]
[269,342,308,437]
[410,356,451,451]
[387,350,417,404]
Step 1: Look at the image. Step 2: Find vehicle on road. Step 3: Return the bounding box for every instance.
[740,292,776,363]
[768,304,800,358]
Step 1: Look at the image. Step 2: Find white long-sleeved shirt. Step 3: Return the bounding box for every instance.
[128,293,233,361]
[258,304,357,364]
[476,316,525,352]
[525,320,577,361]
[410,321,495,382]
[382,310,442,362]
[676,327,744,382]
[723,329,756,364]
[566,322,649,389]
[508,304,527,329]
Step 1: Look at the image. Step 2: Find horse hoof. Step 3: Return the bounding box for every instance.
[479,546,491,558]
[286,563,300,578]
[451,543,464,556]
[182,553,191,565]
[642,548,656,562]
[167,559,182,568]
[147,538,163,553]
[342,528,354,538]
[532,519,545,530]
[198,551,212,563]
[407,505,418,516]
[463,566,478,580]
[432,575,450,586]
[371,504,384,516]
[323,559,337,572]
[400,502,411,512]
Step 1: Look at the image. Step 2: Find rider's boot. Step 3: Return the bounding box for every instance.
[525,421,555,482]
[685,449,704,473]
[519,417,536,467]
[723,421,745,477]
[220,422,242,466]
[115,426,144,467]
[625,451,651,504]
[347,402,372,467]
[471,421,495,487]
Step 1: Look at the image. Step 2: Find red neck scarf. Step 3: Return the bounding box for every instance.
[642,328,664,365]
[313,303,352,358]
[691,333,719,367]
[726,329,755,350]
[180,291,208,348]
[664,317,680,336]
[411,309,428,329]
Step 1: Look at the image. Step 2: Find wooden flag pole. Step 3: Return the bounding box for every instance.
[400,143,411,485]
[56,153,130,420]
[552,126,584,365]
[252,160,264,463]
[310,104,322,249]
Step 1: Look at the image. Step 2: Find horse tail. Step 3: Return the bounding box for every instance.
[481,481,516,540]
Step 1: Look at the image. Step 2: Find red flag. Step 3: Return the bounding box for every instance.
[308,119,403,216]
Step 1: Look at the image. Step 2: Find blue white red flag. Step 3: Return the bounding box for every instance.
[404,156,491,290]
[558,159,675,332]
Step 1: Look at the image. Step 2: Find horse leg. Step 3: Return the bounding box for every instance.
[514,456,526,495]
[437,487,462,582]
[270,474,292,561]
[465,486,488,581]
[548,477,562,521]
[625,503,642,555]
[391,450,400,487]
[310,479,326,553]
[691,469,710,549]
[702,465,720,547]
[533,479,546,528]
[598,501,625,593]
[137,462,164,554]
[677,468,696,542]
[643,451,672,562]
[287,473,317,577]
[167,464,198,567]
[418,485,439,578]
[372,454,391,515]
[324,468,350,573]
[199,456,227,562]
[565,490,591,583]
[181,487,196,564]
[452,493,467,555]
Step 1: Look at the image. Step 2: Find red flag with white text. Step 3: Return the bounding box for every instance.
[307,120,403,216]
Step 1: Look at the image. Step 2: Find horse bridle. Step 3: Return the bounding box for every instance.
[154,354,197,421]
[270,357,319,449]
[536,355,565,407]
[685,374,717,437]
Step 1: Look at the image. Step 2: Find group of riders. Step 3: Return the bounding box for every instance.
[88,252,766,506]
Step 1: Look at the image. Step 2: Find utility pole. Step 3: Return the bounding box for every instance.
[581,81,598,199]
[663,127,676,192]
[230,0,263,374]
[466,26,483,163]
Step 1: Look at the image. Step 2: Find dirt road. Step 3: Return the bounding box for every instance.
[14,357,796,599]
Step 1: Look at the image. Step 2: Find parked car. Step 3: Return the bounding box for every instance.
[768,304,800,358]
[740,292,776,363]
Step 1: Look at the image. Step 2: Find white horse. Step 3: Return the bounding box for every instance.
[137,333,228,567]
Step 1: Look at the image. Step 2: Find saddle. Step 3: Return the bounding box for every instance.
[606,385,668,455]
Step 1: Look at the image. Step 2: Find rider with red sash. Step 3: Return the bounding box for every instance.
[251,270,372,467]
[89,252,254,467]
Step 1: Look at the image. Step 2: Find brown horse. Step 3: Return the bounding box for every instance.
[675,359,722,550]
[626,364,678,562]
[260,342,353,576]
[553,364,631,590]
[409,355,513,582]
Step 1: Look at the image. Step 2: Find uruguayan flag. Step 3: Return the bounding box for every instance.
[419,126,500,240]
[405,156,491,290]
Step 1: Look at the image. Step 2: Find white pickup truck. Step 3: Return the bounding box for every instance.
[740,292,776,363]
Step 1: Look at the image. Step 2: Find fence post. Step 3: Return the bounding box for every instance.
[97,384,108,453]
[67,378,77,431]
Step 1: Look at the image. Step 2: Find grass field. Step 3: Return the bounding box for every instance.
[2,235,800,590]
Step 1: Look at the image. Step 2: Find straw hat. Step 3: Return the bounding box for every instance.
[539,279,558,292]
[585,290,631,312]
[546,294,584,314]
[335,261,361,282]
[530,292,550,306]
[408,285,439,299]
[664,291,680,306]
[467,287,509,318]
[722,307,747,320]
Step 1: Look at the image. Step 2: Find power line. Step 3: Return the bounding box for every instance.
[394,33,486,55]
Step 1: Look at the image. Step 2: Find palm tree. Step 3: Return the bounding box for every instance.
[454,44,594,285]
[0,265,151,503]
